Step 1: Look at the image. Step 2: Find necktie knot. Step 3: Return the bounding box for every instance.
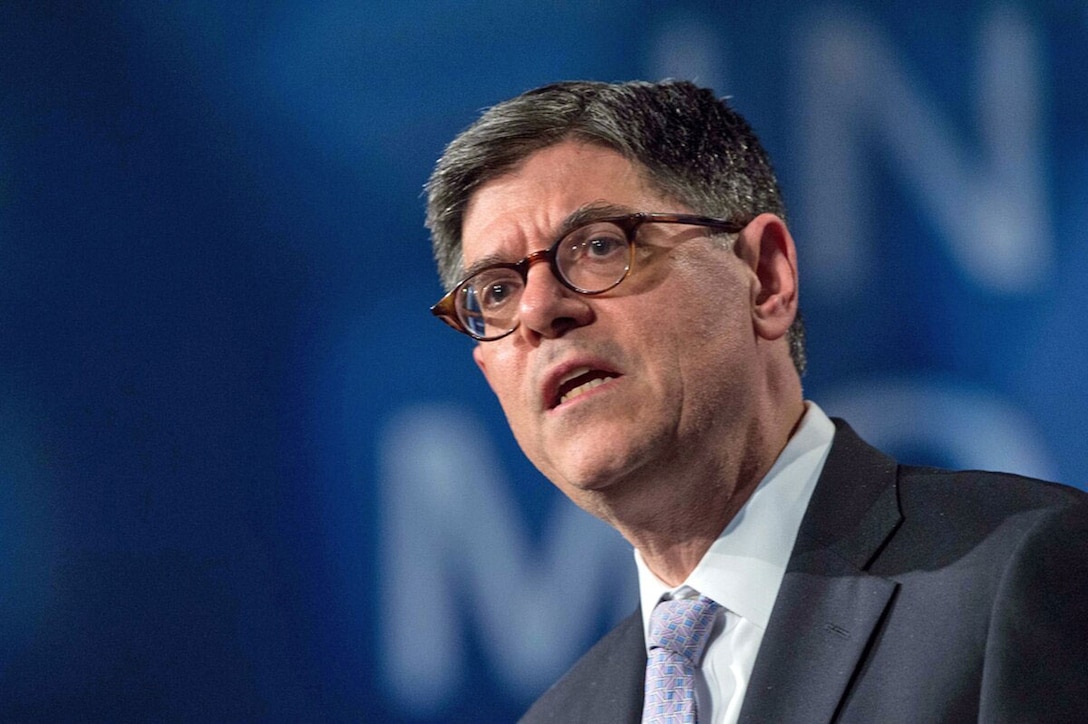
[648,595,720,665]
[642,595,720,723]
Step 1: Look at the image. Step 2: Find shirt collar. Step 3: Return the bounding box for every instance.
[636,401,835,638]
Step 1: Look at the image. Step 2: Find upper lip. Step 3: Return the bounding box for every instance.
[540,356,623,410]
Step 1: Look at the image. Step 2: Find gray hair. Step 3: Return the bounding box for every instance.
[425,79,805,375]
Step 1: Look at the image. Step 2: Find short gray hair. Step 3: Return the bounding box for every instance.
[425,79,805,375]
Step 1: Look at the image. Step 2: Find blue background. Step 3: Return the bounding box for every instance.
[1,2,1085,721]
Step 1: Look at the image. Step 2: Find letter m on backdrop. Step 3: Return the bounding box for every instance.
[378,404,635,716]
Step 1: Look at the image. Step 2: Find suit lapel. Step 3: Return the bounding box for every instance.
[590,610,646,724]
[739,421,902,724]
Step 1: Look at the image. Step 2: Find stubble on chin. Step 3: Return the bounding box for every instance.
[540,429,681,528]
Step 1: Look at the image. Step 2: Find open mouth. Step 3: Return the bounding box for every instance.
[552,367,620,408]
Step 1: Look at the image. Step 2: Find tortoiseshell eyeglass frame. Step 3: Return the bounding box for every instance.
[430,212,747,341]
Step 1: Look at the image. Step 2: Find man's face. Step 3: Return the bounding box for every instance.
[463,141,766,513]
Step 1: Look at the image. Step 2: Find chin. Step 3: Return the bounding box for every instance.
[550,452,637,494]
[551,430,669,484]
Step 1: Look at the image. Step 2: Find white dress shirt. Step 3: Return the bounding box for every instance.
[635,401,835,724]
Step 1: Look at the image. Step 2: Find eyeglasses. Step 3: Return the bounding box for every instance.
[430,212,745,341]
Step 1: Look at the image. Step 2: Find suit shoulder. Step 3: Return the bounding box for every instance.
[896,464,1087,519]
[519,611,644,724]
[875,464,1088,577]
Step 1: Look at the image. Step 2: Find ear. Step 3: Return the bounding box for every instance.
[735,213,799,341]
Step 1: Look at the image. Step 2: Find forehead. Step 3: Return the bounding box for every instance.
[460,141,665,264]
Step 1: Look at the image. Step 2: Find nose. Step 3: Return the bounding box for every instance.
[517,256,594,340]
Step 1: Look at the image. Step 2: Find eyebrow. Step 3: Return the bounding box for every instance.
[459,202,637,280]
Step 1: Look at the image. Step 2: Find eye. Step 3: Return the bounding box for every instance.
[562,222,628,264]
[481,280,516,308]
[467,270,523,311]
[585,235,625,258]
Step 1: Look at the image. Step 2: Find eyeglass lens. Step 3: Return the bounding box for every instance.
[455,220,634,339]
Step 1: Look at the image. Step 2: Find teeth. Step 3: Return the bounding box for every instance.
[558,367,591,386]
[560,376,610,404]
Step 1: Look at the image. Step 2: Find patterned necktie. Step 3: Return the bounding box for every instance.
[642,595,721,724]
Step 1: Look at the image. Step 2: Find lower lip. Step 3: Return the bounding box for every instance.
[549,376,622,413]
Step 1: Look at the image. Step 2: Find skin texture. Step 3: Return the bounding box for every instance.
[464,141,805,584]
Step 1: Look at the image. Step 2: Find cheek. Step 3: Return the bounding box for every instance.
[659,278,753,383]
[477,350,532,423]
[658,273,744,341]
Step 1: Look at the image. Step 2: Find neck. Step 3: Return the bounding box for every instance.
[611,394,805,587]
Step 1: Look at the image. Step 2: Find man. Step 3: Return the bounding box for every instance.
[425,80,1088,723]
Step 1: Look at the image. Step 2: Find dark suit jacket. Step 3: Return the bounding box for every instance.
[520,420,1088,723]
